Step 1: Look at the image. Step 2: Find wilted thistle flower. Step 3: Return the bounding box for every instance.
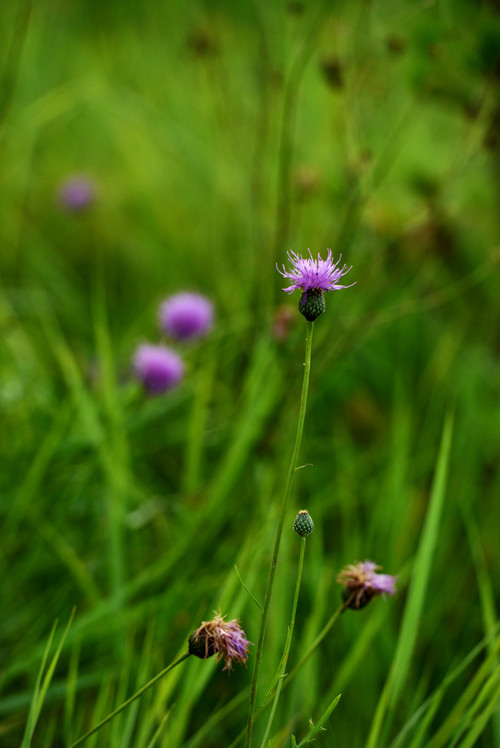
[277,249,354,321]
[57,174,97,212]
[133,344,184,395]
[293,509,314,537]
[159,292,214,341]
[337,560,397,610]
[188,612,251,672]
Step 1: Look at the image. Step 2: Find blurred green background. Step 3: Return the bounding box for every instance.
[2,0,500,746]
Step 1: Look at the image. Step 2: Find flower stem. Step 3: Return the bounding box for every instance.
[259,536,307,748]
[223,599,350,748]
[245,321,314,748]
[68,652,191,747]
[286,599,349,682]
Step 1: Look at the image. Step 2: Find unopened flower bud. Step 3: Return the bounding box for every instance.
[293,510,314,537]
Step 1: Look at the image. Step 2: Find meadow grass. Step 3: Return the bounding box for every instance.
[2,0,500,746]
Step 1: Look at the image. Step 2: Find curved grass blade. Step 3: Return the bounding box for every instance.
[367,411,454,748]
[21,608,75,747]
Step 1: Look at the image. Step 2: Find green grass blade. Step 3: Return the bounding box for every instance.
[20,620,58,748]
[21,608,75,747]
[294,693,342,748]
[367,411,454,748]
[425,633,500,747]
[391,624,500,748]
[462,506,500,745]
[457,676,500,748]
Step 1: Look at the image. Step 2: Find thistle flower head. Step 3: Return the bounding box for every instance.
[57,174,97,212]
[337,560,397,610]
[188,612,251,672]
[159,292,214,341]
[133,344,184,395]
[277,249,354,294]
[277,249,354,320]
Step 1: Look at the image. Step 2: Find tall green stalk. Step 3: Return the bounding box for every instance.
[245,321,314,748]
[259,536,307,748]
[221,598,349,748]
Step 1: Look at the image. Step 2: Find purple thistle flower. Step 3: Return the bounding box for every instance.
[159,292,214,341]
[277,249,354,294]
[188,611,251,672]
[57,175,97,212]
[337,560,397,610]
[133,344,184,395]
[277,249,355,321]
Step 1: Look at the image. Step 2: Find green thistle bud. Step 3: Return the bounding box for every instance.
[298,288,326,321]
[293,510,314,537]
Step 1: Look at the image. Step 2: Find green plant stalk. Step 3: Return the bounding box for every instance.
[459,675,500,748]
[286,599,348,684]
[292,693,342,748]
[0,0,32,126]
[259,536,307,748]
[448,664,500,748]
[259,597,350,710]
[245,321,314,748]
[208,598,351,748]
[68,653,191,748]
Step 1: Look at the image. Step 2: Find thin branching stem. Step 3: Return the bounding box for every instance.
[286,599,349,682]
[68,652,191,748]
[259,536,307,748]
[218,597,350,748]
[245,321,314,748]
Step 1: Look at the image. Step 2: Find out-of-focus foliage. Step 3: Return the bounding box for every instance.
[1,1,500,746]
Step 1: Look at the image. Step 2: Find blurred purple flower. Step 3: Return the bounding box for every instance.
[133,344,184,395]
[277,249,354,294]
[57,175,97,212]
[271,304,296,341]
[159,292,214,341]
[337,560,397,610]
[188,611,251,672]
